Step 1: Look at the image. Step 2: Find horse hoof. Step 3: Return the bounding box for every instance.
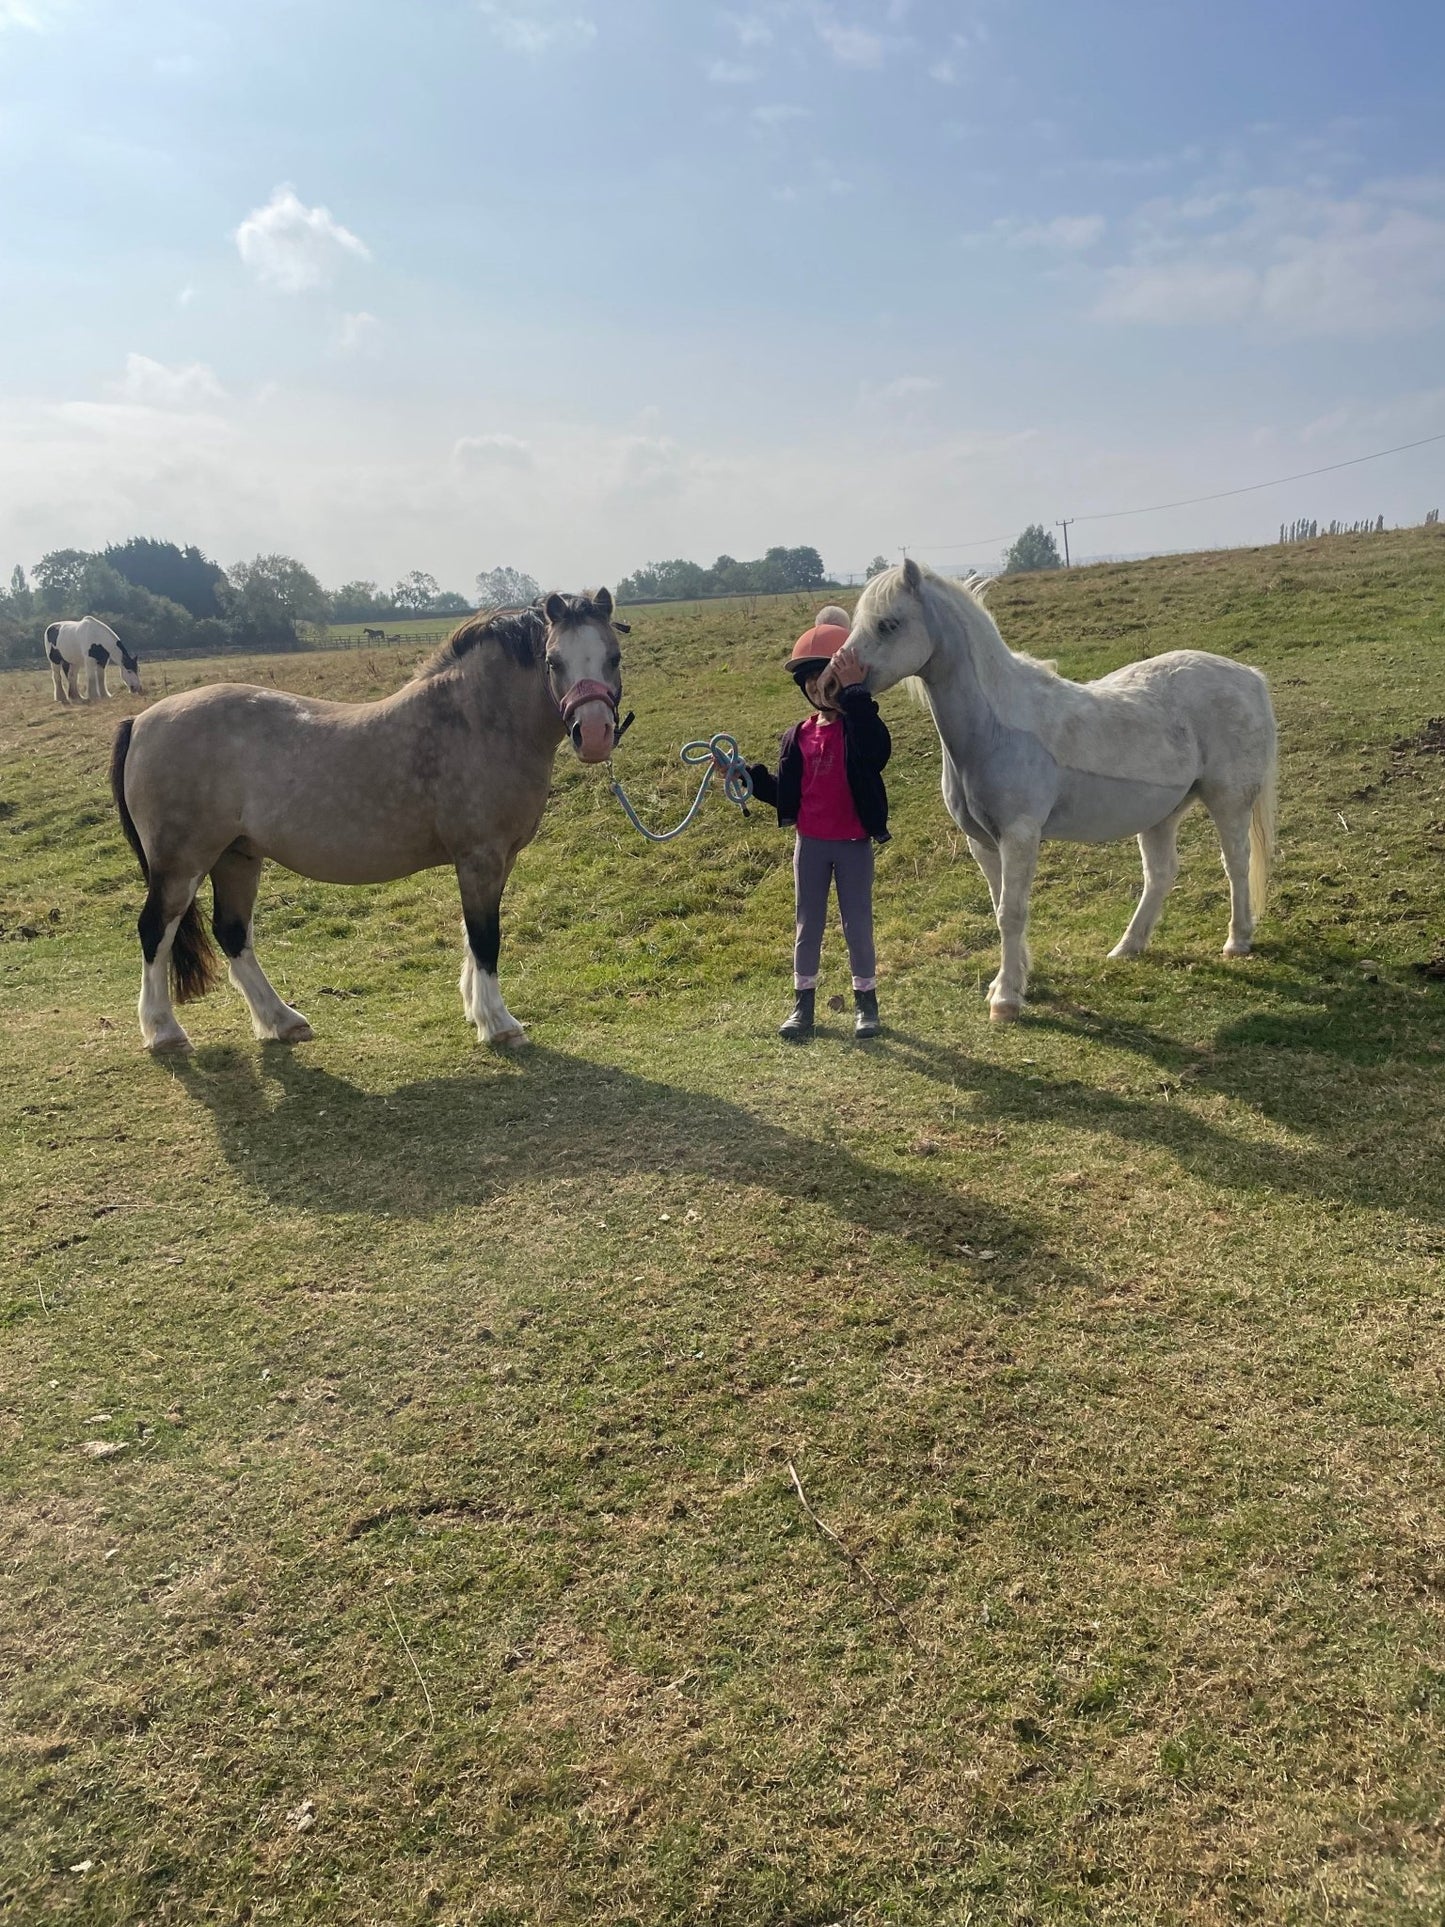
[1107,941,1142,960]
[1222,941,1252,959]
[486,1027,528,1049]
[989,1002,1022,1024]
[146,1028,193,1054]
[278,1019,315,1043]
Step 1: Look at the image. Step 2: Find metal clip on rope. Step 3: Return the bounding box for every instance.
[608,733,753,843]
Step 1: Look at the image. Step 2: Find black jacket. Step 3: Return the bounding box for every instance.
[748,685,891,843]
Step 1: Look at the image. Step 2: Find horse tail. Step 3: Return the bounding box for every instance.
[169,900,222,1004]
[111,717,221,1003]
[110,718,148,881]
[1249,718,1278,917]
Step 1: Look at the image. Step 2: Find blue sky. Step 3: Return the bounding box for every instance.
[2,0,1443,590]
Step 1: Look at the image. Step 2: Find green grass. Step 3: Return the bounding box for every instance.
[2,530,1444,1925]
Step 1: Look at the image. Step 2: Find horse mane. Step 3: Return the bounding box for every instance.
[864,562,1061,711]
[413,592,617,684]
[413,606,545,681]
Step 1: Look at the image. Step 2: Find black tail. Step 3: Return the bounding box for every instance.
[169,902,222,1004]
[111,717,221,1004]
[110,719,148,880]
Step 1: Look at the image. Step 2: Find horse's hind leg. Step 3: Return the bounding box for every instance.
[1205,794,1257,957]
[138,871,206,1052]
[211,849,313,1042]
[1109,802,1192,959]
[456,851,524,1046]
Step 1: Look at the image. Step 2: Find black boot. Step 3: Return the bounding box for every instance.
[853,988,880,1039]
[779,987,815,1041]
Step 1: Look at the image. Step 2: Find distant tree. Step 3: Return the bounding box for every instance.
[226,554,328,648]
[865,554,892,579]
[33,548,95,607]
[393,570,442,612]
[474,566,541,609]
[6,564,31,613]
[1426,508,1440,526]
[328,580,394,623]
[103,537,226,619]
[1002,525,1062,574]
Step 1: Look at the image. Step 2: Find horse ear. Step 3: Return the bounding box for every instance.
[592,586,613,619]
[543,591,568,623]
[901,556,923,595]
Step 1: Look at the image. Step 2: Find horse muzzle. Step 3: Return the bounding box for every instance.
[558,678,621,764]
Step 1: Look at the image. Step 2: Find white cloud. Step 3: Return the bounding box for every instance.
[813,7,888,68]
[233,185,371,294]
[1093,177,1445,336]
[723,12,774,48]
[177,285,196,308]
[115,353,226,409]
[454,433,533,469]
[0,0,64,29]
[334,311,383,356]
[1009,214,1106,252]
[476,1,596,54]
[860,375,940,412]
[752,102,810,126]
[1093,260,1258,326]
[707,58,756,83]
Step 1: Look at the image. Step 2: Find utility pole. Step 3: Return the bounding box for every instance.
[1055,518,1074,568]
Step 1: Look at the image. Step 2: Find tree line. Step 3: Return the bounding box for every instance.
[615,545,828,602]
[0,541,550,669]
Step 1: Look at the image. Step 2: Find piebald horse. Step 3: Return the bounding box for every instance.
[45,616,143,703]
[840,560,1278,1021]
[110,591,624,1052]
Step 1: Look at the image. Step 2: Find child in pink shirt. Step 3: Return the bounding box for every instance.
[747,610,892,1040]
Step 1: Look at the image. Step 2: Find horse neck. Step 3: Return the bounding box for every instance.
[437,651,565,752]
[918,583,1001,748]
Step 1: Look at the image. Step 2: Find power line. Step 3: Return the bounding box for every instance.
[909,427,1445,555]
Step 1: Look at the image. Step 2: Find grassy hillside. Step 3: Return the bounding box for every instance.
[2,529,1443,1925]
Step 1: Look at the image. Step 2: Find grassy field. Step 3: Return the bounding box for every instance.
[2,530,1443,1925]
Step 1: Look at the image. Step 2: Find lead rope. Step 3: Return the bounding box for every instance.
[607,732,754,843]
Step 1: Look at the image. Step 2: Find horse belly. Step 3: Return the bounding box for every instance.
[255,810,445,886]
[1044,770,1193,843]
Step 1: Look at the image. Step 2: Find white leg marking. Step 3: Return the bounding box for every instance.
[139,913,192,1053]
[460,951,525,1046]
[229,944,313,1042]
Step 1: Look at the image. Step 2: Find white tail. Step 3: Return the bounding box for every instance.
[1249,747,1277,917]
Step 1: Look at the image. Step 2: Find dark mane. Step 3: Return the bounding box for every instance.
[414,606,545,681]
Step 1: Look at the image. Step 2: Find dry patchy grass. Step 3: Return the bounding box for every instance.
[2,531,1444,1924]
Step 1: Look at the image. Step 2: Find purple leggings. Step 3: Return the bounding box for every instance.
[793,835,877,991]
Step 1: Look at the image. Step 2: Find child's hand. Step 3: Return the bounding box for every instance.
[830,645,867,689]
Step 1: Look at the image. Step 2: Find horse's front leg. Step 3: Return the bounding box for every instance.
[456,853,524,1046]
[51,662,69,704]
[990,825,1041,1023]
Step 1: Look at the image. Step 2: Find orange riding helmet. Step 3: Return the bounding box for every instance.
[785,622,850,684]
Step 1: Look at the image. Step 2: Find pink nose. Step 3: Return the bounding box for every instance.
[571,701,615,764]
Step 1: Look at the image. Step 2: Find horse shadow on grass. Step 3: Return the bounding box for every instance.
[879,965,1443,1225]
[164,1043,1087,1298]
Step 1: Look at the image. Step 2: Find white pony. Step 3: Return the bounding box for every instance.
[44,616,143,703]
[841,560,1278,1021]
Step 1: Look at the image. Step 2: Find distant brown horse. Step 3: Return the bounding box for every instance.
[110,591,624,1052]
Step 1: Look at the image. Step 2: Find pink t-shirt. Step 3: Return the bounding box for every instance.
[795,715,866,841]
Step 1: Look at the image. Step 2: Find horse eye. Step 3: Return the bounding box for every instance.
[877,617,900,637]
